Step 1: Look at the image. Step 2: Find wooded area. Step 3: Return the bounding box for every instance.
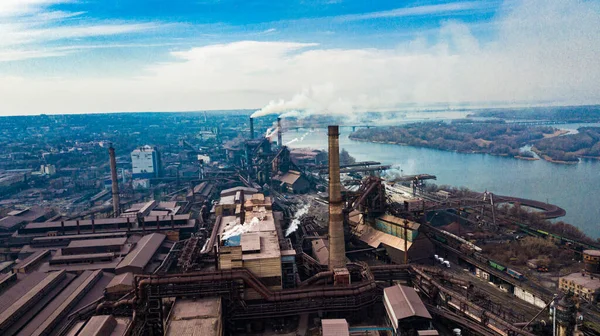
[350,120,555,158]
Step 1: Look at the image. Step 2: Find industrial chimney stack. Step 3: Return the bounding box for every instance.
[109,145,120,217]
[277,117,283,146]
[249,117,255,139]
[327,125,346,270]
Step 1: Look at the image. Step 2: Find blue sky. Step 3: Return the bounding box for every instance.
[0,0,598,115]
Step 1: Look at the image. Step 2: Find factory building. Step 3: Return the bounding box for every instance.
[0,207,49,232]
[559,272,600,302]
[0,269,115,336]
[383,284,433,333]
[115,233,166,274]
[354,219,434,264]
[131,145,161,179]
[215,187,295,298]
[16,213,196,238]
[272,170,310,194]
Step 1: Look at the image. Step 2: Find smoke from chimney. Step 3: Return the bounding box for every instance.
[109,145,120,217]
[328,125,346,270]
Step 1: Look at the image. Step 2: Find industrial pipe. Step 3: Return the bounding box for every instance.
[249,117,255,139]
[299,271,334,288]
[135,269,378,303]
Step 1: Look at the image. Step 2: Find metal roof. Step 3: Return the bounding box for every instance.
[78,315,116,336]
[67,237,127,249]
[322,319,349,336]
[33,232,127,243]
[116,233,165,272]
[51,253,115,263]
[584,250,600,257]
[19,270,102,336]
[105,272,134,293]
[384,284,431,327]
[23,214,191,230]
[240,233,261,253]
[378,215,421,231]
[165,298,221,336]
[356,224,412,251]
[561,272,600,290]
[273,171,303,185]
[14,249,50,271]
[0,272,49,313]
[0,271,66,331]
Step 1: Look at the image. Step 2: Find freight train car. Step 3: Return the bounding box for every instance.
[507,268,524,280]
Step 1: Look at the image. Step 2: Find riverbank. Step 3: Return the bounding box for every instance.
[350,136,542,160]
[285,130,600,238]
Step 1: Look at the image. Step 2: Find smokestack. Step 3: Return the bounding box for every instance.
[328,125,346,270]
[109,145,121,217]
[249,117,255,139]
[277,117,283,146]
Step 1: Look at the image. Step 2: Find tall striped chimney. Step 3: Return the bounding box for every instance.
[277,117,283,146]
[328,125,345,270]
[109,145,120,217]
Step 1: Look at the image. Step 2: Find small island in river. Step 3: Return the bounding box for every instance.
[349,120,600,163]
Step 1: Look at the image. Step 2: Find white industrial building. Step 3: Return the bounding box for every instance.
[131,145,161,179]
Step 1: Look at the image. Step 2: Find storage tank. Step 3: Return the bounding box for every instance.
[583,250,600,274]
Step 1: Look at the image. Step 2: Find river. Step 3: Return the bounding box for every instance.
[282,124,600,238]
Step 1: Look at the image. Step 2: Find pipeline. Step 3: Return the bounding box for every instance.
[200,215,221,255]
[133,268,378,304]
[299,271,334,288]
[96,298,135,314]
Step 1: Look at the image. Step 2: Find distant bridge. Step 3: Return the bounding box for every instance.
[287,125,376,132]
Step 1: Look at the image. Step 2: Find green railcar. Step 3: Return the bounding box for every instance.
[488,260,506,272]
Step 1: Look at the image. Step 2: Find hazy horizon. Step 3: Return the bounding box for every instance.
[1,0,599,116]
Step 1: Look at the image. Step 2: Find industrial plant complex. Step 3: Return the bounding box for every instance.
[0,111,598,336]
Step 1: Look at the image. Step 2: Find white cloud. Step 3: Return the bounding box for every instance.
[335,1,494,21]
[0,48,70,62]
[0,0,599,115]
[0,0,163,55]
[0,0,72,17]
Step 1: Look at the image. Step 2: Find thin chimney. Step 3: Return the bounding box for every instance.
[249,117,255,139]
[328,125,346,270]
[277,117,283,146]
[109,145,120,217]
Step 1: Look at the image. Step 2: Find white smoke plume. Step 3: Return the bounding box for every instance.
[221,216,260,241]
[265,126,279,139]
[285,202,311,236]
[382,164,404,182]
[250,84,356,119]
[285,130,313,145]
